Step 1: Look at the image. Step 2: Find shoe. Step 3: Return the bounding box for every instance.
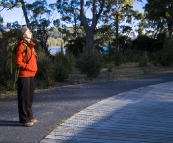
[20,121,34,127]
[31,119,37,123]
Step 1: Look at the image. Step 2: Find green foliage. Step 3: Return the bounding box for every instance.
[54,51,75,74]
[132,36,163,53]
[103,42,114,62]
[0,30,19,90]
[155,39,173,66]
[53,51,75,82]
[157,33,168,43]
[53,60,69,82]
[0,1,22,9]
[123,49,143,63]
[145,0,173,39]
[34,46,75,85]
[138,52,149,67]
[36,51,54,87]
[107,63,112,72]
[64,51,75,73]
[111,50,122,66]
[76,50,103,78]
[150,52,159,66]
[0,41,10,90]
[65,37,86,57]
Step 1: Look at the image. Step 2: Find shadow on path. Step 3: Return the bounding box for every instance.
[0,120,19,127]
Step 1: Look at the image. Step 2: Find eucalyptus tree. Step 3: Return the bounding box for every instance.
[26,0,55,55]
[104,0,143,50]
[136,18,148,36]
[55,0,81,38]
[80,0,105,50]
[0,0,34,29]
[20,0,30,28]
[54,0,82,48]
[55,0,105,51]
[0,0,22,10]
[145,0,173,39]
[0,15,3,26]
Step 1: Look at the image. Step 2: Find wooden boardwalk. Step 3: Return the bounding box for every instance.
[41,82,173,143]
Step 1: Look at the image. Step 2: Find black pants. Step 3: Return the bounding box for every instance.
[17,77,34,123]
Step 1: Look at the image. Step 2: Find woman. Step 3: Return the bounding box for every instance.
[15,27,38,127]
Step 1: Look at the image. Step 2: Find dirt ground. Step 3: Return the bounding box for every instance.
[1,62,173,101]
[67,62,173,84]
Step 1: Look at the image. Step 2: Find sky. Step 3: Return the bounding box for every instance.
[1,0,145,25]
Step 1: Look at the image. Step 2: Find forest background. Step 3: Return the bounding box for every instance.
[0,0,173,99]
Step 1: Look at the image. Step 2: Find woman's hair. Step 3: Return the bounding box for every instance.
[17,27,29,40]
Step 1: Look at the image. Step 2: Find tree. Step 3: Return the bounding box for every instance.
[145,0,173,39]
[55,0,81,38]
[80,0,105,50]
[20,0,30,28]
[0,15,3,26]
[54,0,81,43]
[0,0,22,10]
[0,0,22,28]
[0,0,30,28]
[55,0,105,51]
[26,0,54,56]
[102,0,143,50]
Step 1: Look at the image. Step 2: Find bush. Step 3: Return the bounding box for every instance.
[36,51,54,87]
[63,51,75,73]
[156,39,173,66]
[53,61,69,82]
[111,50,122,66]
[123,49,143,63]
[138,52,149,67]
[76,50,103,78]
[150,53,159,66]
[0,30,17,90]
[53,51,75,82]
[65,37,86,57]
[37,49,75,84]
[107,63,112,72]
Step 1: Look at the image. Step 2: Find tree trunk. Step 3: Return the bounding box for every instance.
[116,12,119,51]
[74,9,77,38]
[86,29,94,50]
[20,0,31,29]
[80,0,105,51]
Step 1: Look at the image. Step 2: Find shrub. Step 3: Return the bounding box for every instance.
[53,51,75,82]
[36,51,54,87]
[138,52,149,67]
[53,60,69,82]
[123,49,143,63]
[76,50,103,78]
[150,53,159,66]
[63,51,75,73]
[107,63,112,72]
[158,39,173,66]
[111,50,122,66]
[0,30,16,90]
[65,37,86,57]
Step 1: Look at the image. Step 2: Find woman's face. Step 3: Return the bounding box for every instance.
[23,29,32,40]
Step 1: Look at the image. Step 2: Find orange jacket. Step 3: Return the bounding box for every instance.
[15,40,38,77]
